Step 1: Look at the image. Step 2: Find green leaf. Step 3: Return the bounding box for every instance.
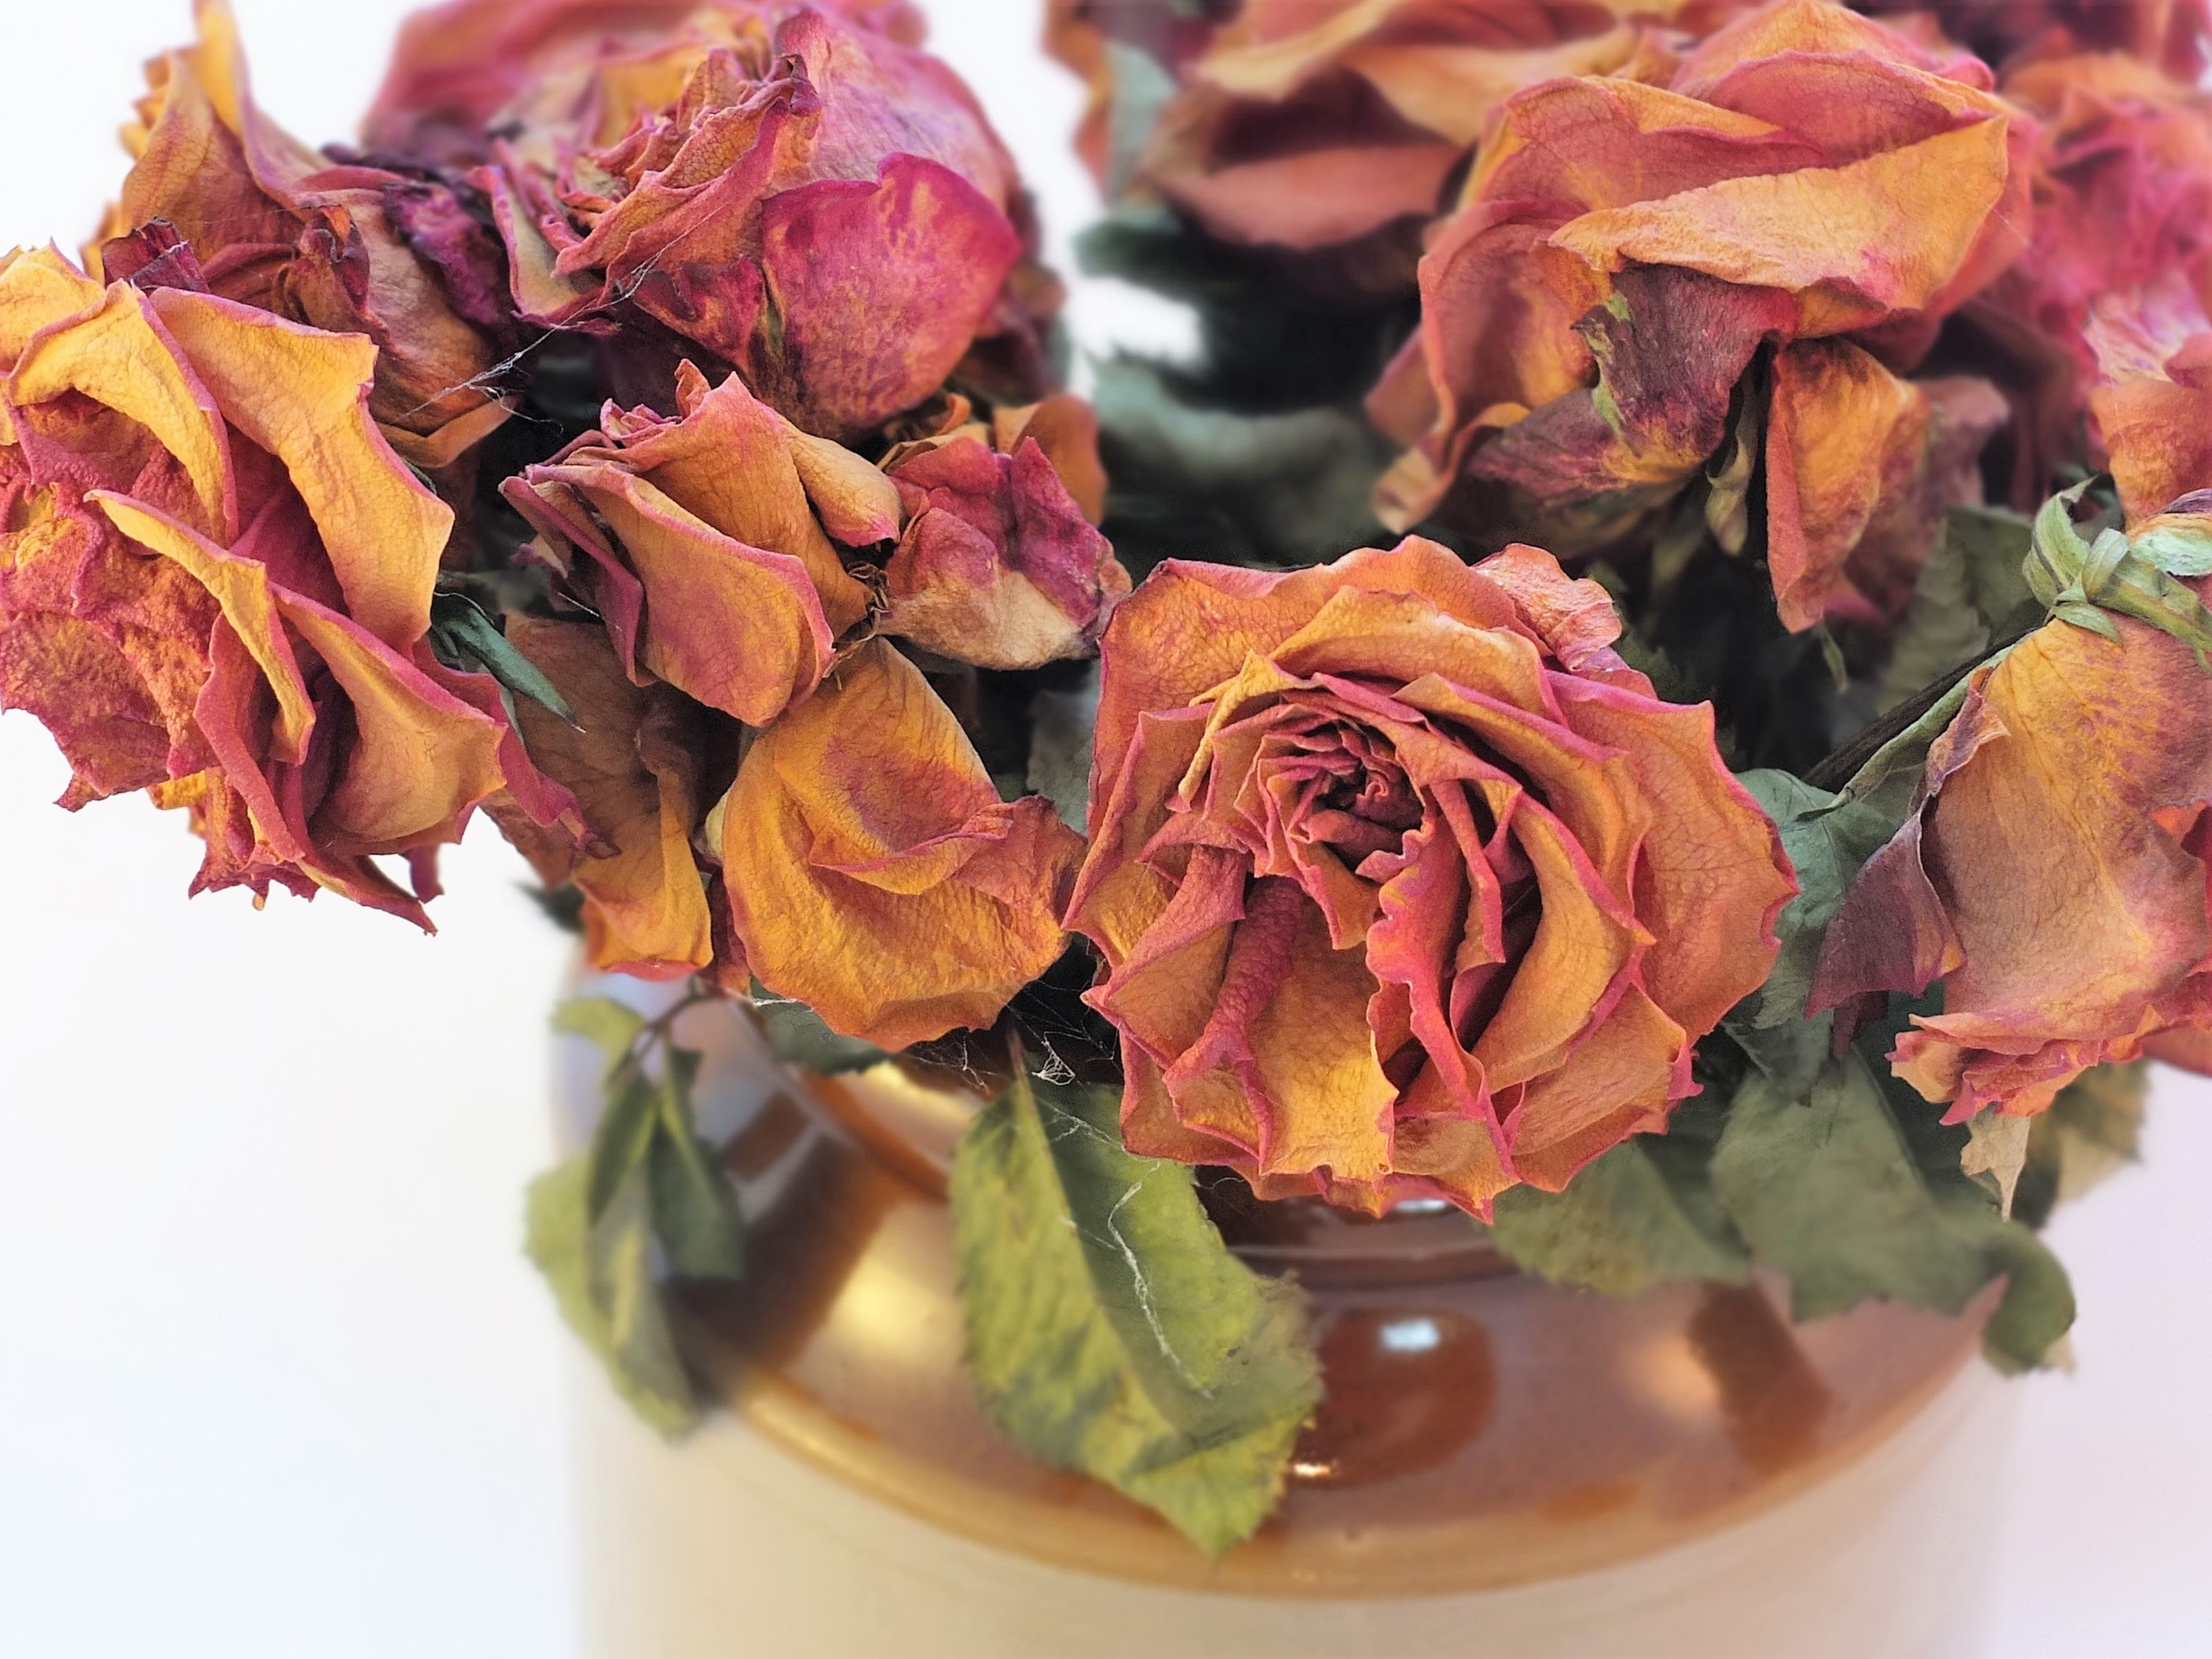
[951,1071,1321,1555]
[1878,511,1998,712]
[1946,505,2039,628]
[2014,1061,2148,1230]
[752,984,888,1075]
[526,1159,700,1435]
[647,1049,745,1281]
[428,591,577,723]
[1731,677,1976,1031]
[1712,1049,2073,1371]
[533,1000,749,1435]
[1090,357,1392,568]
[1491,1136,1748,1296]
[586,1069,661,1219]
[552,996,648,1074]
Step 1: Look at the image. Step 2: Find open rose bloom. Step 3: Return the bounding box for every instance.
[1071,538,1792,1213]
[8,0,2212,1560]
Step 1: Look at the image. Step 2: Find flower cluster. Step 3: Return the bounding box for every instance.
[1090,0,2212,1147]
[4,0,2210,1210]
[8,0,2211,1558]
[2,0,1103,1050]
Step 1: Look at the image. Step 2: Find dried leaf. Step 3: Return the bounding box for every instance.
[951,1071,1320,1555]
[1491,1130,1748,1297]
[1713,1048,2074,1372]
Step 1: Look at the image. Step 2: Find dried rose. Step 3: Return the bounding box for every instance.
[719,638,1085,1047]
[1369,0,2027,632]
[1067,537,1793,1215]
[468,3,1036,438]
[1811,503,2212,1118]
[879,397,1129,671]
[0,249,558,925]
[493,617,717,980]
[2086,274,2212,528]
[1045,0,1231,195]
[1133,0,1701,290]
[504,361,891,726]
[1970,52,2212,504]
[365,0,927,164]
[93,0,512,472]
[1862,0,2210,82]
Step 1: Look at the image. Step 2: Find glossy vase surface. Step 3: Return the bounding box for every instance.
[558,980,2019,1657]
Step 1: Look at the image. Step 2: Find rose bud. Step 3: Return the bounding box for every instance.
[1811,500,2212,1119]
[0,249,558,926]
[1067,537,1794,1216]
[504,361,895,725]
[465,4,1036,439]
[1369,0,2027,632]
[879,397,1130,671]
[1131,0,1695,293]
[719,638,1086,1048]
[94,0,513,474]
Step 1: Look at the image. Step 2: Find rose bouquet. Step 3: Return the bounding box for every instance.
[5,0,2210,1566]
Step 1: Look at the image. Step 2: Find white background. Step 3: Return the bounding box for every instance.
[1,2,2206,1654]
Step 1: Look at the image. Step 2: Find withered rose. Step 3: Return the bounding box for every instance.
[879,397,1127,671]
[1133,0,1700,289]
[468,2,1038,438]
[2086,273,2212,527]
[503,363,1113,1026]
[720,638,1086,1048]
[365,0,926,164]
[1864,0,2210,81]
[1972,51,2212,502]
[1068,537,1793,1215]
[505,361,891,725]
[95,0,512,471]
[1370,0,2025,632]
[1045,0,1230,196]
[495,617,718,980]
[0,249,562,925]
[508,364,1126,688]
[1811,504,2212,1118]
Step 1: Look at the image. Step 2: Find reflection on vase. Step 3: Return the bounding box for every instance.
[553,983,1996,1599]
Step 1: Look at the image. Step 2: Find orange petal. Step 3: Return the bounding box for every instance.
[146,288,450,646]
[90,492,315,760]
[720,639,1082,1048]
[8,280,235,540]
[1511,983,1686,1191]
[1554,680,1793,1035]
[273,591,505,856]
[1763,339,1932,632]
[1550,119,2014,334]
[598,367,874,633]
[539,463,837,726]
[1886,618,2212,1097]
[499,617,715,979]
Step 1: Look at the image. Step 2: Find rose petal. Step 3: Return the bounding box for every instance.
[720,639,1081,1047]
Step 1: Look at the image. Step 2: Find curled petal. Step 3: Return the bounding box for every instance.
[496,618,715,980]
[721,639,1082,1047]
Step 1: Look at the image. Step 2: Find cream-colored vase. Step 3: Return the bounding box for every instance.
[558,980,2021,1658]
